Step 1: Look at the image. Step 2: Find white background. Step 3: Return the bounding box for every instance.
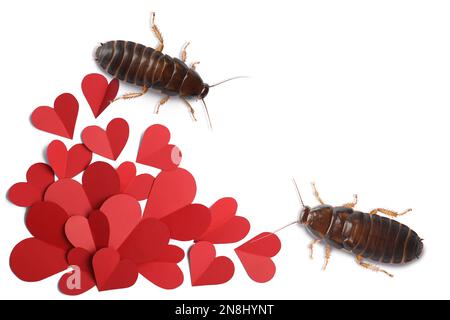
[0,0,449,300]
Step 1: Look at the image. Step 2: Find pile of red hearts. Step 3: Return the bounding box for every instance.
[7,73,281,295]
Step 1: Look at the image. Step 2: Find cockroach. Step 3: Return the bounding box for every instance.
[95,13,244,128]
[275,180,423,277]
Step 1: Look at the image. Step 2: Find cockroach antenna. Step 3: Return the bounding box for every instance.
[209,76,249,88]
[292,177,305,208]
[201,98,213,130]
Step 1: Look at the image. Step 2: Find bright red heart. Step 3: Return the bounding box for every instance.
[82,73,119,118]
[31,93,78,139]
[136,125,182,170]
[189,241,234,286]
[8,163,54,207]
[235,232,281,283]
[44,179,92,217]
[197,198,250,244]
[59,248,95,295]
[92,248,138,291]
[143,168,197,219]
[82,162,120,209]
[47,140,92,179]
[116,162,154,201]
[100,194,142,249]
[81,118,129,160]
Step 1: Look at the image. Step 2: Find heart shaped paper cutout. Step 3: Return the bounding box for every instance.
[139,263,184,290]
[65,211,109,253]
[82,118,129,160]
[189,241,234,286]
[197,198,250,244]
[59,248,95,295]
[116,162,154,201]
[47,140,92,179]
[82,162,120,209]
[235,232,281,283]
[8,163,54,207]
[92,248,138,291]
[44,179,92,217]
[136,125,182,170]
[82,73,119,118]
[31,93,78,139]
[144,168,196,219]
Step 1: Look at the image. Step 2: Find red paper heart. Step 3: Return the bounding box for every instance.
[82,73,119,118]
[82,118,129,160]
[92,248,138,291]
[44,179,92,217]
[59,248,95,295]
[8,163,54,207]
[100,194,141,249]
[144,168,196,219]
[160,204,211,241]
[82,162,120,208]
[136,125,182,170]
[31,93,78,139]
[235,232,281,283]
[189,241,234,286]
[116,162,154,201]
[197,198,250,244]
[47,140,92,179]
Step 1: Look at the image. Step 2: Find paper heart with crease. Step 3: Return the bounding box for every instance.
[44,179,92,217]
[47,140,92,179]
[116,162,154,201]
[82,162,120,208]
[31,93,78,139]
[59,248,96,295]
[82,73,119,118]
[81,118,129,160]
[197,198,250,244]
[136,124,182,171]
[93,248,138,291]
[235,232,281,283]
[8,163,54,207]
[189,241,234,286]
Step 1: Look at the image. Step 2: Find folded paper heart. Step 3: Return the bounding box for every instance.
[44,179,92,217]
[82,162,120,209]
[82,73,119,118]
[58,248,96,296]
[47,140,92,179]
[31,93,78,139]
[116,162,154,201]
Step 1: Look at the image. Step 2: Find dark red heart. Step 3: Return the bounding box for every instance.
[47,140,92,179]
[59,248,95,295]
[116,162,154,201]
[82,162,120,209]
[82,73,119,118]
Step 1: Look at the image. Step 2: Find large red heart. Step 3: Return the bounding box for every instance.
[47,140,92,179]
[44,179,92,217]
[82,73,119,118]
[235,232,281,283]
[197,198,250,244]
[92,248,138,291]
[143,168,197,219]
[8,163,54,207]
[136,125,182,170]
[116,162,154,201]
[189,241,234,286]
[82,162,120,209]
[59,248,96,295]
[31,93,78,139]
[81,118,129,160]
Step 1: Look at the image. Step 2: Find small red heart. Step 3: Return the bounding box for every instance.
[235,232,281,283]
[8,163,54,207]
[82,162,120,209]
[136,125,182,170]
[116,162,154,201]
[144,168,197,219]
[82,118,129,160]
[59,248,96,296]
[82,73,119,118]
[47,140,92,179]
[93,248,138,291]
[44,179,92,217]
[197,198,250,244]
[31,93,78,139]
[189,241,234,286]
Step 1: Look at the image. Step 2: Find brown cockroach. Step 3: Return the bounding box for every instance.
[276,180,423,277]
[95,13,244,128]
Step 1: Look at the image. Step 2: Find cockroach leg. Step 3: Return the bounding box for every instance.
[151,12,164,52]
[113,86,148,102]
[181,42,190,62]
[191,61,200,70]
[369,208,412,218]
[182,98,197,121]
[154,95,170,114]
[356,256,394,278]
[311,182,325,205]
[343,194,358,209]
[322,244,332,271]
[308,239,321,259]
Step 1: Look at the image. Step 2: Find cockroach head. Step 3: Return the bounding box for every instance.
[199,84,209,99]
[299,206,311,225]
